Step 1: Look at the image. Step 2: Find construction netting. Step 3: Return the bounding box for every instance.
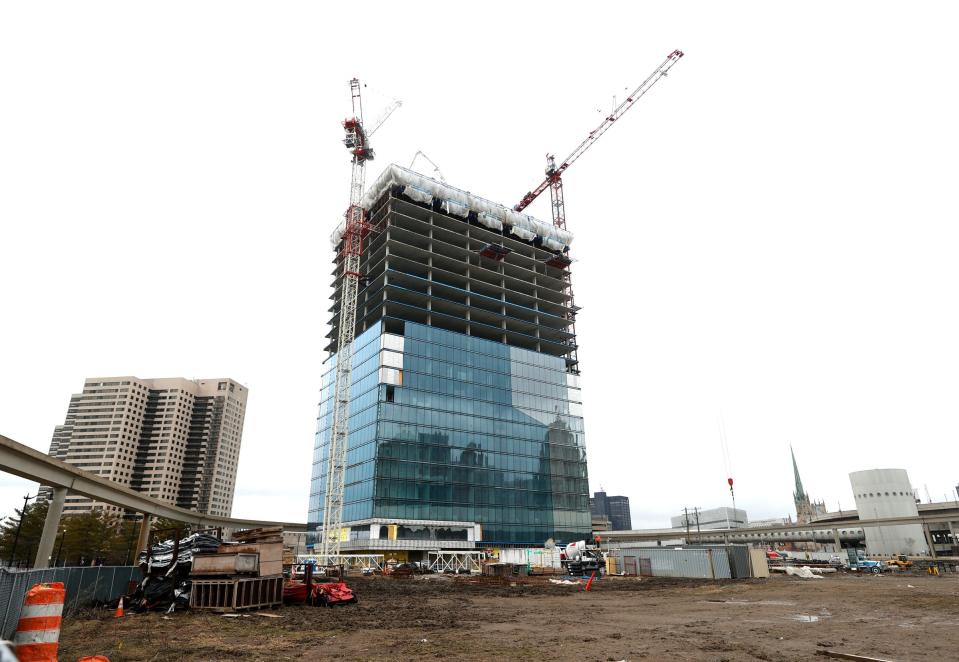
[331,164,573,253]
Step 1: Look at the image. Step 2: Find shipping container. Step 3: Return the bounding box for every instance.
[611,548,732,579]
[683,544,752,578]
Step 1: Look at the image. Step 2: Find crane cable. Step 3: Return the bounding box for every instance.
[718,413,737,524]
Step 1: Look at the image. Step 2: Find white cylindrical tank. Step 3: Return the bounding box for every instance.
[849,468,927,556]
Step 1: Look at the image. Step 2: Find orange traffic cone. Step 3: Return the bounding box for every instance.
[584,571,597,592]
[114,597,124,619]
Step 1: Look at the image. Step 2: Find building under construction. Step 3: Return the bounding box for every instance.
[307,165,590,555]
[309,53,683,560]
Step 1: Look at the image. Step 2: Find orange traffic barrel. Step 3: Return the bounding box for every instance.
[13,582,65,662]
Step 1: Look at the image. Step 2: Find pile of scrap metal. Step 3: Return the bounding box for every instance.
[126,533,222,612]
[140,533,222,571]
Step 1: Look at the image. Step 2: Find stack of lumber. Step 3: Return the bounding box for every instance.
[234,526,283,544]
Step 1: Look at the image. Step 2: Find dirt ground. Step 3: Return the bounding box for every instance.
[58,572,958,661]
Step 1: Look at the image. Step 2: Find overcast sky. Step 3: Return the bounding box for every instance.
[2,2,958,530]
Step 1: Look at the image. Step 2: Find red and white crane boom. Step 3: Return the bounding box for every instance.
[319,78,384,560]
[514,49,684,229]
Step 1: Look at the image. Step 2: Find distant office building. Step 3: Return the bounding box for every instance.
[590,491,632,531]
[591,514,611,535]
[47,376,247,517]
[671,506,747,530]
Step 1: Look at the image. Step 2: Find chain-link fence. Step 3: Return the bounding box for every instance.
[0,566,142,638]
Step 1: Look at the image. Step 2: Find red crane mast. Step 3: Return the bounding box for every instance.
[514,49,684,229]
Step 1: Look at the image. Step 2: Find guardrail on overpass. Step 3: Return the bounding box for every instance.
[0,434,307,568]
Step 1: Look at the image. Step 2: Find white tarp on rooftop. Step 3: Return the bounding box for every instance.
[331,164,573,251]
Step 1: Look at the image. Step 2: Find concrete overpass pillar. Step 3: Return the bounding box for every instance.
[832,529,842,552]
[136,514,153,560]
[923,524,937,559]
[33,487,66,569]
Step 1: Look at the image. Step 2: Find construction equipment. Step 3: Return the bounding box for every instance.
[320,79,397,561]
[409,150,446,182]
[886,554,913,570]
[283,578,356,607]
[560,540,605,577]
[846,549,883,574]
[514,49,684,230]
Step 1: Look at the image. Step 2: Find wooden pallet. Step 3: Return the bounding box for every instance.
[190,575,283,612]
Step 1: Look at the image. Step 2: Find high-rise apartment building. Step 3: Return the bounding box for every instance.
[48,376,247,517]
[590,491,632,531]
[309,166,590,553]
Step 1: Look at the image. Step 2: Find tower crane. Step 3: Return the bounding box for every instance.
[514,49,684,230]
[320,78,396,560]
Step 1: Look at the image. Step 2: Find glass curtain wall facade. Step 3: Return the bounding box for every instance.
[309,322,589,544]
[309,167,591,546]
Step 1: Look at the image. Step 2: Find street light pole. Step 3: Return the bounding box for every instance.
[55,527,67,567]
[125,520,137,566]
[8,493,36,568]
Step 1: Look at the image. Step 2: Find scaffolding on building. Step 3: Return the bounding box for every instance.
[328,167,581,373]
[427,550,487,574]
[298,553,385,571]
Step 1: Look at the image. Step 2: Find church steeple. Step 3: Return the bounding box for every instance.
[791,444,806,501]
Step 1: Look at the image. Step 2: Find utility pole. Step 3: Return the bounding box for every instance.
[693,507,702,543]
[8,493,35,568]
[683,507,691,542]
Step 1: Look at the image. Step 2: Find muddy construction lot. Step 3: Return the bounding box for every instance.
[59,573,958,661]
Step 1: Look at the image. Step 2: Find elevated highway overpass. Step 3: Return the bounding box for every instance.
[599,511,959,557]
[0,434,306,568]
[5,432,957,567]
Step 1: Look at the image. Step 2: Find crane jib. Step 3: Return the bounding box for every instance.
[513,49,683,218]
